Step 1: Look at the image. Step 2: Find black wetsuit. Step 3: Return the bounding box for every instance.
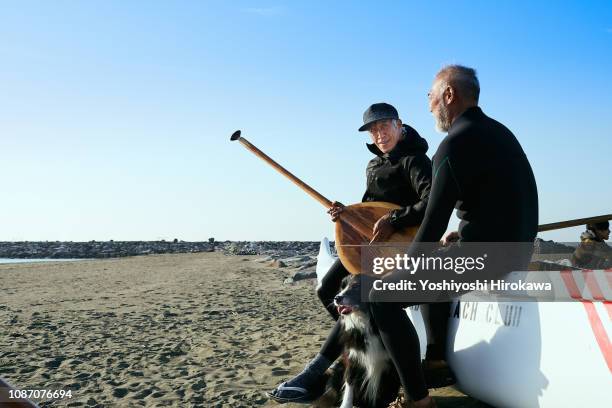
[413,106,538,244]
[369,107,539,400]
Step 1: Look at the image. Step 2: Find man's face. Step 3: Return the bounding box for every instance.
[368,119,402,153]
[429,78,451,133]
[596,228,610,241]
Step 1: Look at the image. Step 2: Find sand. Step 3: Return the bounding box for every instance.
[0,253,487,407]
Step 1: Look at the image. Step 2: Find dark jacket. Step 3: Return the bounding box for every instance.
[362,125,432,228]
[412,107,539,244]
[572,230,612,269]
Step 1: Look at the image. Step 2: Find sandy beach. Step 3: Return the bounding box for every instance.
[0,253,486,407]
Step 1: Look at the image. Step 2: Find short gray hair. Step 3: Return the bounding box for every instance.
[436,65,480,103]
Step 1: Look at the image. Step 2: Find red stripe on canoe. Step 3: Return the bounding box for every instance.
[561,270,612,374]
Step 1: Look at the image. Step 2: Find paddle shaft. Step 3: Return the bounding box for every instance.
[231,131,373,238]
[233,134,332,208]
[538,214,612,232]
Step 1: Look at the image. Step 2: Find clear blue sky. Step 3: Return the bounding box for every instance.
[1,1,610,242]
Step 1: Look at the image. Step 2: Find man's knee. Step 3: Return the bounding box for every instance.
[317,260,348,304]
[316,285,323,300]
[316,285,329,305]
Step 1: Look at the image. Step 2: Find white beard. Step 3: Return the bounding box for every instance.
[434,102,452,133]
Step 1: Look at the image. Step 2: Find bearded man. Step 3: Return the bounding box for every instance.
[371,65,539,408]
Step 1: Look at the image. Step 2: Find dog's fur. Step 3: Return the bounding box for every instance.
[314,274,400,408]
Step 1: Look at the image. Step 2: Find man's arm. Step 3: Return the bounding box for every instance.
[389,154,433,228]
[408,142,461,255]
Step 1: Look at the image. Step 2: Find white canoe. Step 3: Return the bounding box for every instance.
[315,238,612,408]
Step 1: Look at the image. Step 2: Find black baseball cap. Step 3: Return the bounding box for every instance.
[358,103,399,132]
[587,221,610,231]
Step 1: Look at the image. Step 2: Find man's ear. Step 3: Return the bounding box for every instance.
[444,85,455,104]
[396,119,403,128]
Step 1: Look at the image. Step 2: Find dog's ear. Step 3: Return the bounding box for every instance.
[340,275,353,290]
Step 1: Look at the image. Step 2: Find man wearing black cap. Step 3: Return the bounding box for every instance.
[268,103,452,403]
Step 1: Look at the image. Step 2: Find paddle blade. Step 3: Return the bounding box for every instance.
[334,201,418,275]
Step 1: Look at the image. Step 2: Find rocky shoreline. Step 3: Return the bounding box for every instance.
[0,240,328,259]
[0,240,213,259]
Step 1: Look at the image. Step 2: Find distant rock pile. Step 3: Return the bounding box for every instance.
[254,254,321,284]
[532,238,575,254]
[0,240,331,260]
[217,241,334,284]
[0,241,214,259]
[219,241,322,257]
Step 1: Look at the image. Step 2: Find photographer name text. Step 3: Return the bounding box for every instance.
[372,279,552,293]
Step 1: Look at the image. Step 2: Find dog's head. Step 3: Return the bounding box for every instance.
[334,274,375,316]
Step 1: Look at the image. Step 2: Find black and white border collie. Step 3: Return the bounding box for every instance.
[315,274,400,408]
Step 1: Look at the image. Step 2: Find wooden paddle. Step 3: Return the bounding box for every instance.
[538,214,612,232]
[231,130,611,273]
[230,130,417,273]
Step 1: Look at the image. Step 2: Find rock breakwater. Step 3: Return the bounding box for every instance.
[0,240,332,260]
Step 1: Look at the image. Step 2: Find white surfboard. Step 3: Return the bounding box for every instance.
[316,238,612,408]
